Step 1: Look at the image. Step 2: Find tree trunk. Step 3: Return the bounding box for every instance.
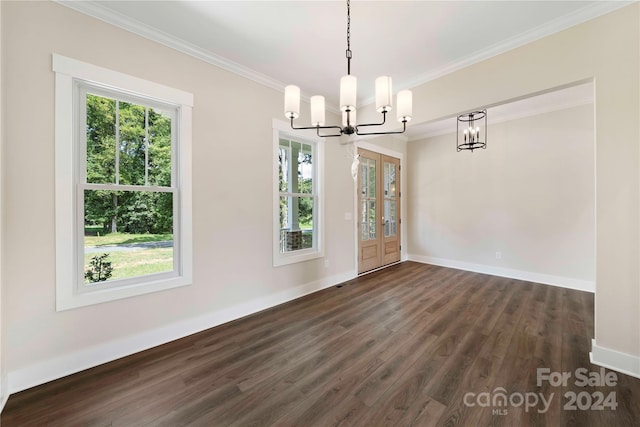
[111,193,118,233]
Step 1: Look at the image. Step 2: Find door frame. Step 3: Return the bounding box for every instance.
[352,139,407,274]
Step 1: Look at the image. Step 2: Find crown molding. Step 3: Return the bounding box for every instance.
[53,0,287,93]
[365,1,633,107]
[56,0,630,115]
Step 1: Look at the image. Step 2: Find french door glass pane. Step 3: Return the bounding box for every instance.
[384,163,390,196]
[368,200,377,239]
[360,157,378,241]
[390,200,397,236]
[368,160,376,199]
[360,200,368,240]
[384,200,391,237]
[384,162,397,199]
[360,163,368,198]
[384,161,397,237]
[83,190,174,284]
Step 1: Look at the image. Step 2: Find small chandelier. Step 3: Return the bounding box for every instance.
[284,0,412,137]
[457,110,487,152]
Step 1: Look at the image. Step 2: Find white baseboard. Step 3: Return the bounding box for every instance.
[407,254,595,293]
[590,339,640,379]
[0,391,7,415]
[0,372,6,413]
[7,270,357,394]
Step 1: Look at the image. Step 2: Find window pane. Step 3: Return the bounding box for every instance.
[84,189,174,284]
[86,94,116,184]
[86,94,173,188]
[118,101,147,186]
[279,196,314,252]
[297,142,313,194]
[148,108,173,187]
[278,145,290,193]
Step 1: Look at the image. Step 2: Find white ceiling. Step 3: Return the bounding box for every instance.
[60,1,624,120]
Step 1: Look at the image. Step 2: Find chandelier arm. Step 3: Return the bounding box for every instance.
[290,117,344,137]
[354,110,388,129]
[356,120,407,136]
[317,129,346,138]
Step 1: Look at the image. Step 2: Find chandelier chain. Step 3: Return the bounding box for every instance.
[346,0,352,75]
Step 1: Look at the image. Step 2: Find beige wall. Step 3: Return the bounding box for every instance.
[1,0,638,394]
[388,4,638,359]
[408,104,595,287]
[2,1,356,391]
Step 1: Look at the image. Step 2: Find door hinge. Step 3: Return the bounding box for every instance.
[399,218,402,224]
[400,245,402,251]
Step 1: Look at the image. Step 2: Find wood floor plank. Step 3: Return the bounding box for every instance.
[3,261,639,427]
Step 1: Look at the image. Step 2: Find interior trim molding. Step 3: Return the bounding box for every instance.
[396,1,633,98]
[0,393,7,415]
[54,0,629,114]
[53,0,286,94]
[590,339,640,380]
[408,95,593,142]
[408,254,595,293]
[6,270,357,394]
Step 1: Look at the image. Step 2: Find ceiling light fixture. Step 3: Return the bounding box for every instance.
[457,110,487,152]
[284,0,412,137]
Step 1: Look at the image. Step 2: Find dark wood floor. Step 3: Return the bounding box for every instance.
[3,262,639,426]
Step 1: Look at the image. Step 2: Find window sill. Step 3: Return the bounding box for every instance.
[273,248,323,267]
[56,275,192,311]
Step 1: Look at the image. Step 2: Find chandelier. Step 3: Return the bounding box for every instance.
[284,0,412,137]
[457,110,487,152]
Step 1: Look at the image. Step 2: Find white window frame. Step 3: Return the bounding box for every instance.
[272,119,324,267]
[53,54,193,311]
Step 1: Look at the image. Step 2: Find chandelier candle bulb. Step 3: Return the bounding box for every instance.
[342,109,356,127]
[284,85,300,119]
[310,95,326,126]
[375,76,393,112]
[397,90,412,122]
[340,75,357,111]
